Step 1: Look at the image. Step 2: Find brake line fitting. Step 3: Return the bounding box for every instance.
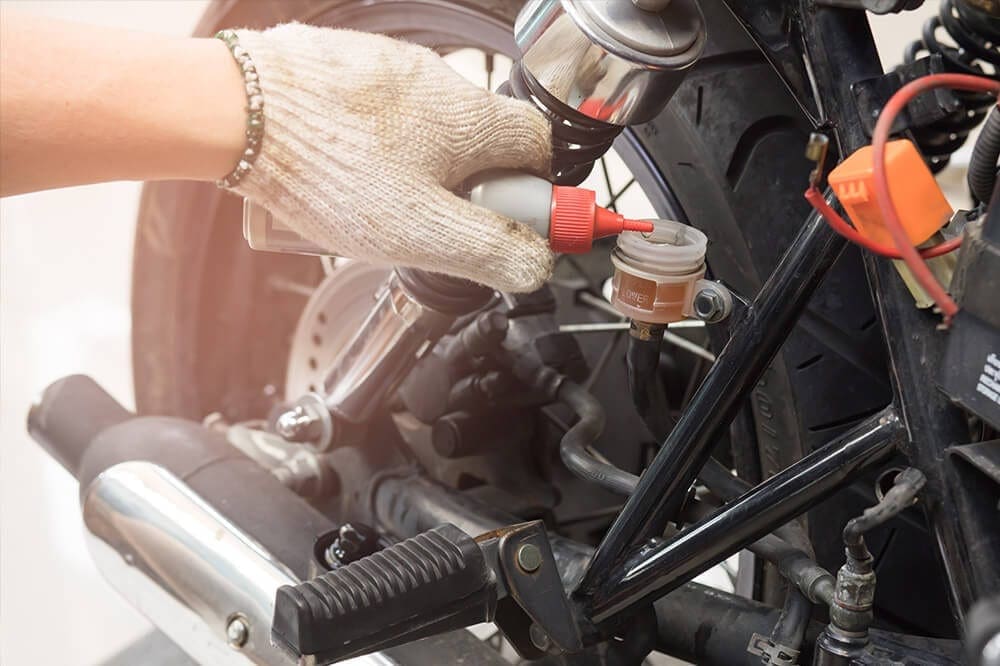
[815,467,927,665]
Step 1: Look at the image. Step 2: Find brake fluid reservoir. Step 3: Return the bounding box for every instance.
[610,220,708,324]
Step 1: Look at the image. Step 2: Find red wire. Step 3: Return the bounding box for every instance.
[871,74,1000,323]
[805,187,963,259]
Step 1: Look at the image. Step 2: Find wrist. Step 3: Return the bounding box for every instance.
[185,37,247,181]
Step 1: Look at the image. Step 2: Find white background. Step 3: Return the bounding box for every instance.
[0,2,974,664]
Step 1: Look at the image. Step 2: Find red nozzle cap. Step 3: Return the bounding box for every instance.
[549,185,655,253]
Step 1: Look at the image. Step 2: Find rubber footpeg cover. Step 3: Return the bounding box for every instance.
[272,523,494,662]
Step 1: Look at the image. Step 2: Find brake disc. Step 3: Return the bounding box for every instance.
[285,261,390,399]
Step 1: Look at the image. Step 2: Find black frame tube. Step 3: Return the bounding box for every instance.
[574,0,923,618]
[576,208,847,596]
[866,252,1000,620]
[586,407,903,623]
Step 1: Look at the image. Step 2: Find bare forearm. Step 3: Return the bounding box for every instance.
[0,11,245,196]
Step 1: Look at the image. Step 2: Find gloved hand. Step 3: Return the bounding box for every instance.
[228,23,555,292]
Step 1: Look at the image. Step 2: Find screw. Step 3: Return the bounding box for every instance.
[516,543,543,573]
[226,616,249,648]
[693,289,724,323]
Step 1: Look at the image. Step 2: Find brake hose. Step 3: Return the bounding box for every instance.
[557,379,640,497]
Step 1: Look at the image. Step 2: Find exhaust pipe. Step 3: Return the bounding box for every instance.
[28,375,334,579]
[84,461,298,665]
[25,376,373,665]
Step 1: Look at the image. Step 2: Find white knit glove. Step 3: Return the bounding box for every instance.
[229,23,555,293]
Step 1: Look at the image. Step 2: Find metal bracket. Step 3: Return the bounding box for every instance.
[747,632,800,665]
[477,521,583,657]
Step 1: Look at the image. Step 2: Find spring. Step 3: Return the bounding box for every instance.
[903,0,1000,172]
[504,60,623,185]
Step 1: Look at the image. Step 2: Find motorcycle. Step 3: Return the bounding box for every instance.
[27,0,1000,664]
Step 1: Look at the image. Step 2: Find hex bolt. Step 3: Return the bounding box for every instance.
[516,543,543,573]
[226,616,249,648]
[693,289,725,323]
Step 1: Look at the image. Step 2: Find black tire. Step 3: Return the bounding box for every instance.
[132,0,952,641]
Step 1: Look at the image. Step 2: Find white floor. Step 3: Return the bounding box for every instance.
[0,2,975,665]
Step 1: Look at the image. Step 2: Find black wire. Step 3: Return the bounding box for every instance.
[968,106,1000,203]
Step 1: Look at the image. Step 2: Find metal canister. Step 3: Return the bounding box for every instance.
[514,0,706,126]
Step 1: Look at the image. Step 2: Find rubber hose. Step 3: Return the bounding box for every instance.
[626,335,675,440]
[968,106,1000,203]
[843,466,926,561]
[770,588,812,658]
[684,497,834,605]
[557,379,640,496]
[622,336,764,521]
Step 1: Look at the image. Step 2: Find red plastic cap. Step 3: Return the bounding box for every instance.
[549,186,655,254]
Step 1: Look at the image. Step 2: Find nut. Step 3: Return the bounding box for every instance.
[693,289,724,322]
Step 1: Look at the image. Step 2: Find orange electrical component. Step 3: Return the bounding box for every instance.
[828,139,952,247]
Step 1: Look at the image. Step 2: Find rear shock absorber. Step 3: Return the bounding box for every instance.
[902,0,1000,172]
[506,0,707,184]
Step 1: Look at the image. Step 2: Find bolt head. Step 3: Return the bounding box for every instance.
[275,406,307,438]
[516,543,543,573]
[693,289,723,320]
[226,617,249,648]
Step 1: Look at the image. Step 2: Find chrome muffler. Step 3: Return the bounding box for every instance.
[82,461,300,665]
[83,461,396,665]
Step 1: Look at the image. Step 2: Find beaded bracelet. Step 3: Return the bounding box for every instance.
[215,29,265,188]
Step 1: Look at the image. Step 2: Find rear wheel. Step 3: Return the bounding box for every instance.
[132,0,951,647]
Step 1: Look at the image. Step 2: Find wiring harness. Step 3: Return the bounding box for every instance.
[806,73,1000,324]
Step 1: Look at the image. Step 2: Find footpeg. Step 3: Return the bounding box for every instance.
[272,521,581,664]
[273,524,494,662]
